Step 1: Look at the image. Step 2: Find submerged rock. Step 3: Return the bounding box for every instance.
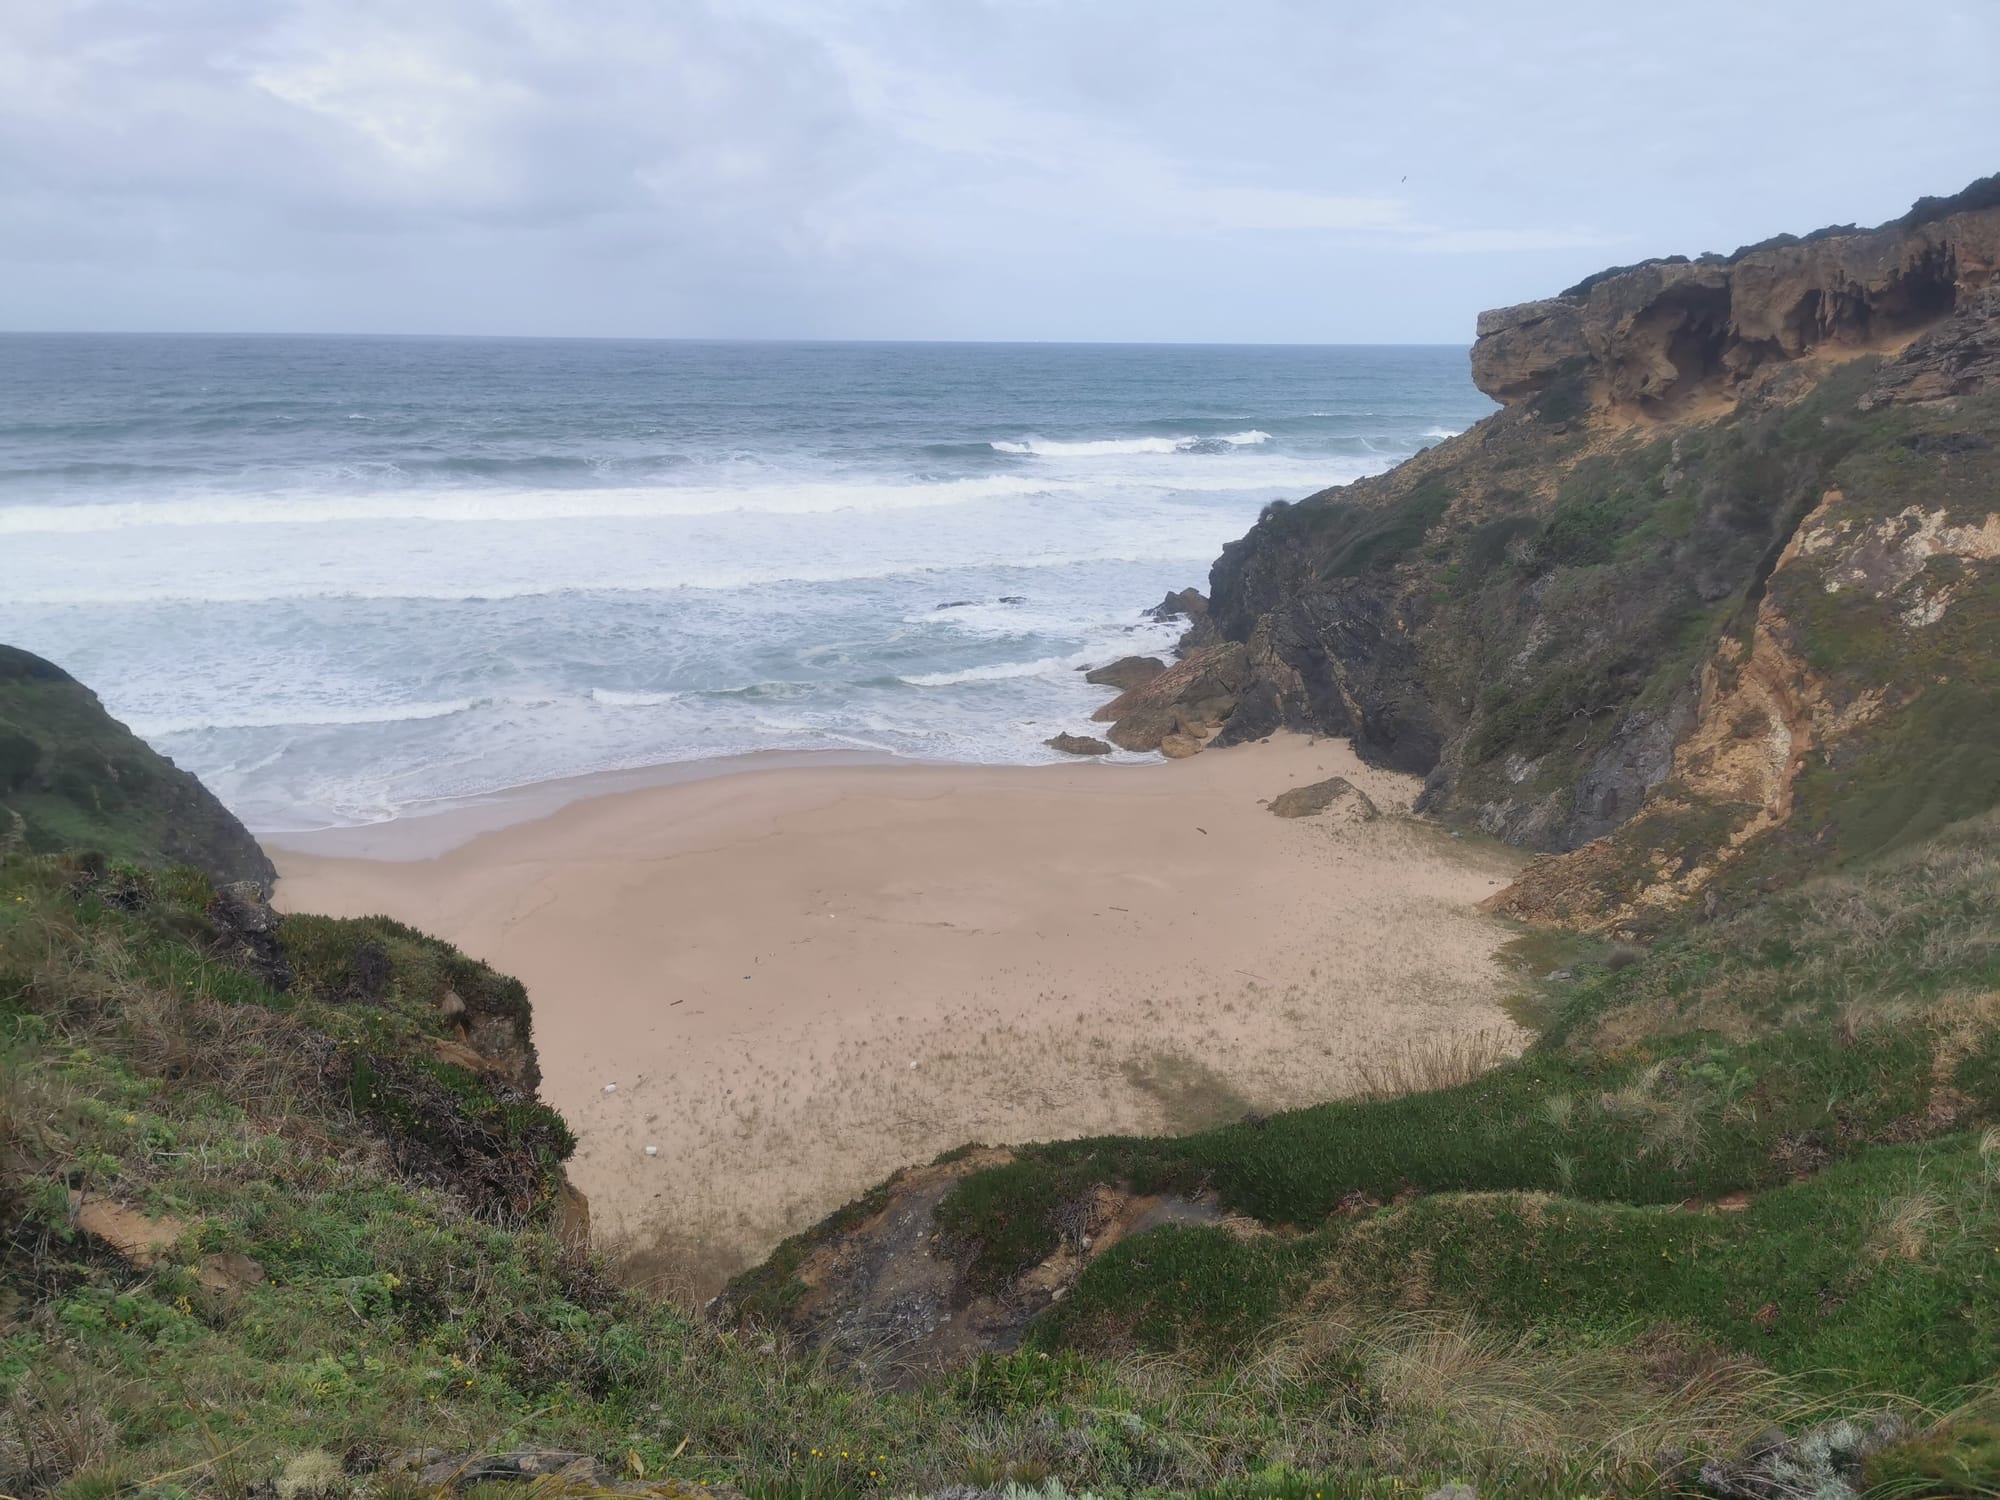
[1044,732,1112,757]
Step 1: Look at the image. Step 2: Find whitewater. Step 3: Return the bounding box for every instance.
[0,336,1492,830]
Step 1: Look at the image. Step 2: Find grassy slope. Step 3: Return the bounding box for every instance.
[0,647,275,891]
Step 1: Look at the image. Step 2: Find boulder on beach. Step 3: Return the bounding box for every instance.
[1083,655,1166,691]
[1045,732,1113,756]
[1268,776,1380,823]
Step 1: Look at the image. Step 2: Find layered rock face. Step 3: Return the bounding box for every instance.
[1122,178,2000,908]
[1473,188,2000,411]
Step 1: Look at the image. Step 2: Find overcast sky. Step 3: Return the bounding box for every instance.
[3,1,1996,343]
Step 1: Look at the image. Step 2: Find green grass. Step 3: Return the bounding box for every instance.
[1547,804,2000,1046]
[1253,476,1458,584]
[0,645,272,889]
[922,1013,1966,1293]
[1041,1133,2000,1396]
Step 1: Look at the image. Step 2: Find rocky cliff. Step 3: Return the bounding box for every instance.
[1113,176,2000,919]
[1471,176,2000,411]
[0,643,276,891]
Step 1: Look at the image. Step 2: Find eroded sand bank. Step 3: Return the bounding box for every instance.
[271,735,1525,1294]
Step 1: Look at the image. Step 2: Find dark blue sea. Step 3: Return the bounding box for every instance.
[0,335,1491,829]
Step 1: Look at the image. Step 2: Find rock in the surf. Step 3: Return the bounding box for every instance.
[1045,732,1113,756]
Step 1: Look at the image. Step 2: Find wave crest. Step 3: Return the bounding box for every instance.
[133,697,482,737]
[898,654,1079,687]
[991,429,1271,457]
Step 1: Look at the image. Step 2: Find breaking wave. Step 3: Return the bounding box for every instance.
[990,430,1271,457]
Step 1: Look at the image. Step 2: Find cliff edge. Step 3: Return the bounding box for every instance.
[1471,174,2000,410]
[1098,174,2000,929]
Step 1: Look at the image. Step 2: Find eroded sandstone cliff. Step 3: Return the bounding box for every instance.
[1472,183,2000,411]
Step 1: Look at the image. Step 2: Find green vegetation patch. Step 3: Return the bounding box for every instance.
[1256,476,1457,583]
[0,645,273,888]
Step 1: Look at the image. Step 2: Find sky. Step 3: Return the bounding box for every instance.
[2,0,1996,344]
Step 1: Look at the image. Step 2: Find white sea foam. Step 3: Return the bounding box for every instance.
[0,450,1364,537]
[589,687,688,708]
[128,698,482,737]
[1421,425,1464,439]
[0,339,1484,829]
[898,654,1079,687]
[990,429,1270,457]
[0,476,1075,535]
[13,545,1229,607]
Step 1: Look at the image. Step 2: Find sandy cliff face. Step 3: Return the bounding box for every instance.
[1499,292,2000,925]
[1106,179,2000,917]
[1472,191,2000,412]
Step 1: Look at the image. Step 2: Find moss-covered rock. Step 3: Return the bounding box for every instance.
[0,644,274,890]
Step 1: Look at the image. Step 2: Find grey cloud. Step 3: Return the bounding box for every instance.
[1,0,1995,340]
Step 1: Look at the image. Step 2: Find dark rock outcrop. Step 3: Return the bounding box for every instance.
[1149,587,1209,623]
[1863,284,2000,406]
[0,644,274,891]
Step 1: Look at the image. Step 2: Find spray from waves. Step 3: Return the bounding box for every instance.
[1421,425,1465,439]
[990,430,1271,457]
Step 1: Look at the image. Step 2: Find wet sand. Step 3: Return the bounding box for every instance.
[270,734,1526,1295]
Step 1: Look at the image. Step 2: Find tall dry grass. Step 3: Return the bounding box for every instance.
[1350,1029,1519,1102]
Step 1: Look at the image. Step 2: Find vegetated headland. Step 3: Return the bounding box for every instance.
[6,172,2000,1499]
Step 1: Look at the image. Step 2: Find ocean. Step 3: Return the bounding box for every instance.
[0,335,1491,831]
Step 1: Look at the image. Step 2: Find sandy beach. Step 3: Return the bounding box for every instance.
[271,734,1526,1295]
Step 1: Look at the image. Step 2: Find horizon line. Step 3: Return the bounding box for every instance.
[0,328,1472,350]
